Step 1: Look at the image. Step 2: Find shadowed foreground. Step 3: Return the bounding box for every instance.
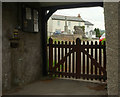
[5,79,107,95]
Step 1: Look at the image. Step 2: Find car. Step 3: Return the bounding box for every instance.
[99,33,105,42]
[61,31,68,35]
[53,30,61,35]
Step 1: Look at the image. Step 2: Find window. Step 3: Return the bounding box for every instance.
[33,10,39,32]
[68,21,71,26]
[26,8,32,20]
[23,6,39,32]
[78,22,81,26]
[86,32,88,35]
[87,25,89,28]
[57,21,60,26]
[92,31,95,35]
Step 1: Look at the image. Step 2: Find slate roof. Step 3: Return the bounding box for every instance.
[51,15,85,22]
[85,21,94,25]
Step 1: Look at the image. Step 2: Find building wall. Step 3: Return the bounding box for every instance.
[85,25,94,38]
[2,3,43,91]
[47,17,53,36]
[47,17,85,36]
[52,20,65,32]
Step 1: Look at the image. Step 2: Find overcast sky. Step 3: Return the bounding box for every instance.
[53,7,105,30]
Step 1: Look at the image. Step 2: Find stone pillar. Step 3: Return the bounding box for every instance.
[104,2,119,95]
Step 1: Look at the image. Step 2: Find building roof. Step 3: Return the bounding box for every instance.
[85,21,94,25]
[51,15,85,22]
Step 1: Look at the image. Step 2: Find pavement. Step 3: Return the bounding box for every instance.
[5,78,107,95]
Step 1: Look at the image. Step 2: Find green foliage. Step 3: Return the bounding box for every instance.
[94,28,101,38]
[101,38,106,45]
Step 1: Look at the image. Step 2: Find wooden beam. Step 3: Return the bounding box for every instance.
[45,8,57,21]
[43,2,103,10]
[41,9,48,76]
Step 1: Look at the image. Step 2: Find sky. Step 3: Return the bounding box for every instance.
[53,7,105,30]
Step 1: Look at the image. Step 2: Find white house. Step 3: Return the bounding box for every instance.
[48,14,85,35]
[85,21,96,38]
[48,14,96,38]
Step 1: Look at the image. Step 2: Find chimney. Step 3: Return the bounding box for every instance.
[78,14,81,18]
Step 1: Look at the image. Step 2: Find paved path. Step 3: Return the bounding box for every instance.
[6,79,107,95]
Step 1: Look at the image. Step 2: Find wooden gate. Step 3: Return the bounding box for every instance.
[48,38,107,81]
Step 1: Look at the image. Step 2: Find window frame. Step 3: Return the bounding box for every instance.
[22,5,39,33]
[57,20,60,26]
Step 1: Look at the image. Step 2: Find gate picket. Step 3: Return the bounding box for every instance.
[54,41,57,77]
[61,41,64,77]
[91,41,93,80]
[95,41,98,80]
[65,41,67,78]
[99,41,102,80]
[58,41,60,77]
[87,41,89,80]
[72,41,75,78]
[83,41,85,79]
[69,41,71,78]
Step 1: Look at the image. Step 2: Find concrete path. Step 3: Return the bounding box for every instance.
[6,79,107,95]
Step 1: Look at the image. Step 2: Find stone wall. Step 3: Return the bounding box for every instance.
[2,3,43,91]
[104,2,119,95]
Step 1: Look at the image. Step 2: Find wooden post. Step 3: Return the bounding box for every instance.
[49,38,53,76]
[76,38,81,78]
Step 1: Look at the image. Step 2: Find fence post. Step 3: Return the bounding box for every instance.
[49,38,53,76]
[76,38,81,78]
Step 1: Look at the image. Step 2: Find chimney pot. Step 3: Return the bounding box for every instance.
[78,14,81,18]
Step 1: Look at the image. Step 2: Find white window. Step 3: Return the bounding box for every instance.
[26,8,32,20]
[78,22,81,26]
[23,7,39,32]
[68,21,71,26]
[57,21,60,26]
[33,10,38,32]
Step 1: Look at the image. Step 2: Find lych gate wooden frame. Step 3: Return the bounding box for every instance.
[48,38,107,81]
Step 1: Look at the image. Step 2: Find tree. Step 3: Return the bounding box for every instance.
[94,28,101,38]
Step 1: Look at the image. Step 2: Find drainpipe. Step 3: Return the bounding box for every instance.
[64,16,68,33]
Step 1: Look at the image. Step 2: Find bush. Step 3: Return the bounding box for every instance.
[101,38,106,45]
